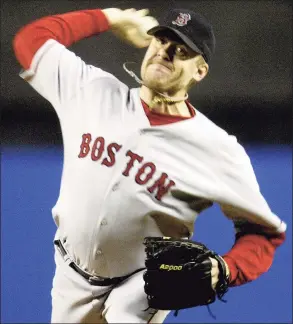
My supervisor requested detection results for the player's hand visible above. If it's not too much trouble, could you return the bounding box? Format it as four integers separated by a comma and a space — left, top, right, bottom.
102, 8, 159, 48
210, 256, 230, 290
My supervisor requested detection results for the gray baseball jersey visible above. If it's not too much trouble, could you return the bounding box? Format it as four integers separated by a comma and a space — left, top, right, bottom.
21, 39, 286, 280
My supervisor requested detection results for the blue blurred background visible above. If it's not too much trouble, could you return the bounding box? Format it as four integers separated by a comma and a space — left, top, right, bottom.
1, 0, 292, 323
2, 145, 292, 323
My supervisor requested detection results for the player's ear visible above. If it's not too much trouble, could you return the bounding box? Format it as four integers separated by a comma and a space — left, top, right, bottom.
193, 57, 209, 82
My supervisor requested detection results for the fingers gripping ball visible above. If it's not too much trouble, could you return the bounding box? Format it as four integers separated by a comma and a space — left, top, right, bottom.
143, 237, 229, 313
104, 8, 159, 48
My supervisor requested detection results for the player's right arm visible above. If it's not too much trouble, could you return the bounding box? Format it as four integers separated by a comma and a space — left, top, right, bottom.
13, 8, 157, 109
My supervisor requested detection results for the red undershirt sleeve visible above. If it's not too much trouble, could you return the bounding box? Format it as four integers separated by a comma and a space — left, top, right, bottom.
13, 9, 110, 70
223, 230, 285, 286
13, 9, 112, 107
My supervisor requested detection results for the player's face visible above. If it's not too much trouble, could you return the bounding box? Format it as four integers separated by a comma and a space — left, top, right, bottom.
141, 31, 208, 94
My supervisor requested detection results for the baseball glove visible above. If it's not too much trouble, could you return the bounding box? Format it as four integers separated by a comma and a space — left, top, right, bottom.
143, 237, 229, 315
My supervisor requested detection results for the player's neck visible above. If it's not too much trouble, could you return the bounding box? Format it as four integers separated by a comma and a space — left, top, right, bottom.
139, 86, 190, 117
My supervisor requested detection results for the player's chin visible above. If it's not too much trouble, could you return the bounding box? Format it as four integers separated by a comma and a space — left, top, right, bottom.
147, 80, 170, 92
145, 74, 171, 90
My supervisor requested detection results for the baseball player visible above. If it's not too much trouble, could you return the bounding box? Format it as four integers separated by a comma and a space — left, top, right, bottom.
13, 6, 286, 323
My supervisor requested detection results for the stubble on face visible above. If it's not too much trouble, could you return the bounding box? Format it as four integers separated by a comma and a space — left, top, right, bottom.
140, 38, 199, 94
141, 50, 181, 93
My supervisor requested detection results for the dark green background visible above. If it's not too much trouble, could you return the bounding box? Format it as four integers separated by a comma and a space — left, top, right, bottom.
1, 0, 292, 145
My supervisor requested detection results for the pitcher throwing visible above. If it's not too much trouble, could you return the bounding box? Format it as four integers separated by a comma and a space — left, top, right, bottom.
13, 6, 286, 323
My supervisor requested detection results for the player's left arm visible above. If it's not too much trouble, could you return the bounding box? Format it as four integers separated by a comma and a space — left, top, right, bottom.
221, 215, 286, 286
170, 189, 286, 287
218, 139, 286, 286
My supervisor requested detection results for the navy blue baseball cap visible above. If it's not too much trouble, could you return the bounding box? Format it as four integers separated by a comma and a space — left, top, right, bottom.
147, 9, 216, 63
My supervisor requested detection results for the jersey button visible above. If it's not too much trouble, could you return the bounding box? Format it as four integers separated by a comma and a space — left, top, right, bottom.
112, 182, 120, 191
101, 219, 107, 226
